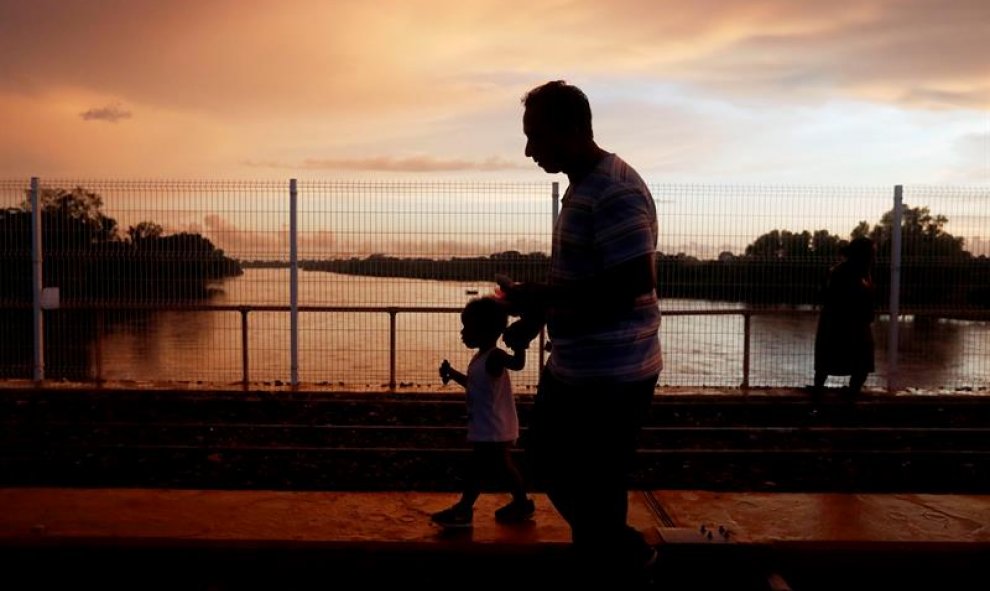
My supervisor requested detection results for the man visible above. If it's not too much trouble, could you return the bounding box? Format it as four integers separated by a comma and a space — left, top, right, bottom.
501, 80, 662, 584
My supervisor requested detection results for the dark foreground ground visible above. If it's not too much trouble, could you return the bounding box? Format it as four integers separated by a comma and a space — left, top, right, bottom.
1, 385, 988, 590
1, 386, 987, 492
1, 487, 987, 591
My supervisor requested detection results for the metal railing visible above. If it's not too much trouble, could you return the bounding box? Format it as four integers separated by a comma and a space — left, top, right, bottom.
7, 302, 986, 391
12, 303, 971, 391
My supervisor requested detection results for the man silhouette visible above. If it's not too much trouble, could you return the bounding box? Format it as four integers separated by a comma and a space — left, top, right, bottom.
501, 80, 662, 584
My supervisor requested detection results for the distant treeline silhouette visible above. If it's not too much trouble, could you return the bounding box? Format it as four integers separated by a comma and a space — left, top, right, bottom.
0, 187, 242, 302
0, 186, 243, 379
305, 205, 990, 313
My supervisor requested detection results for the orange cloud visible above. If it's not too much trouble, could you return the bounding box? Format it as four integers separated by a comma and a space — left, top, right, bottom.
80, 103, 132, 123
196, 213, 547, 260
245, 155, 526, 172
0, 0, 985, 180
3, 0, 985, 115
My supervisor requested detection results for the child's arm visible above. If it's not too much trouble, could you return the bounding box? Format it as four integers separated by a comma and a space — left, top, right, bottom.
439, 359, 467, 388
485, 347, 526, 375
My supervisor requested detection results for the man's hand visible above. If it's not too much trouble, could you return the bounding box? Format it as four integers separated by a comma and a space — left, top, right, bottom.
503, 318, 542, 351
495, 274, 549, 317
495, 274, 548, 350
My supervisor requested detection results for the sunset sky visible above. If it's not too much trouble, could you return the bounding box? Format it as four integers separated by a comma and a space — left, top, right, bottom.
0, 0, 986, 185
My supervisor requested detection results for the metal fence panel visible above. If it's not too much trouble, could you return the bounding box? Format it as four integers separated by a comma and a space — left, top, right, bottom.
0, 179, 986, 391
296, 181, 550, 389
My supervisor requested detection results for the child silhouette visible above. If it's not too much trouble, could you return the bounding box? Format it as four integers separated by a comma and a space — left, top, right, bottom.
432, 297, 534, 528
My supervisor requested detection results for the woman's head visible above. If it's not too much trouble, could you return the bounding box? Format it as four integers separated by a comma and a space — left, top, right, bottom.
841, 237, 875, 271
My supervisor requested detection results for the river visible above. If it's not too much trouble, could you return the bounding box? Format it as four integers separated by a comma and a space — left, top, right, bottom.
91, 268, 989, 391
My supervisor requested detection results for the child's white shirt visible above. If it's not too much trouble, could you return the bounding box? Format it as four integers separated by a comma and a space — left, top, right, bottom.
465, 347, 519, 442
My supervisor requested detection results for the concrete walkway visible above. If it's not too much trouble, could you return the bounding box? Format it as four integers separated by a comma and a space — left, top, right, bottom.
1, 488, 986, 589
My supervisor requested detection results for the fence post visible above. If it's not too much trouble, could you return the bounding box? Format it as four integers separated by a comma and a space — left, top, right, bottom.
742, 312, 751, 388
94, 310, 104, 385
388, 309, 397, 391
240, 307, 250, 388
887, 185, 903, 393
290, 178, 299, 386
30, 177, 44, 382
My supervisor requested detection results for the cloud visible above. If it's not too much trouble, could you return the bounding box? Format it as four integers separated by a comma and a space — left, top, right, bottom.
301, 155, 526, 172
649, 0, 989, 110
1, 0, 986, 181
80, 103, 132, 123
202, 213, 280, 257
194, 212, 551, 259
2, 0, 986, 117
948, 132, 990, 183
202, 214, 337, 258
244, 155, 527, 172
895, 88, 989, 112
203, 214, 240, 234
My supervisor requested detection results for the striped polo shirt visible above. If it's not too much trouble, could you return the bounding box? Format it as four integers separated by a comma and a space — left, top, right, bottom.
547, 153, 662, 384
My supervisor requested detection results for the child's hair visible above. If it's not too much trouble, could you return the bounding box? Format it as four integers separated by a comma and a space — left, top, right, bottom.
461, 296, 508, 338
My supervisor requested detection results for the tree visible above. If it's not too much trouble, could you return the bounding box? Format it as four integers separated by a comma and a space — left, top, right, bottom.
745, 230, 786, 258
851, 221, 871, 240
870, 204, 967, 260
22, 186, 119, 243
744, 230, 815, 258
867, 205, 970, 309
811, 230, 843, 258
7, 186, 242, 301
128, 221, 164, 243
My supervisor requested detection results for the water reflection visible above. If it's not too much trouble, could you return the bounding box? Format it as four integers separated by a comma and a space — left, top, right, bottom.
7, 268, 988, 391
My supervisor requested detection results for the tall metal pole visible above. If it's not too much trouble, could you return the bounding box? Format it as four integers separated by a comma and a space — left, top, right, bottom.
290, 178, 299, 386
30, 177, 44, 382
887, 185, 903, 393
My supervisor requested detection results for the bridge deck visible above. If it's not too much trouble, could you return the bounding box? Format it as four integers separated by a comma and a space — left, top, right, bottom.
1, 487, 986, 589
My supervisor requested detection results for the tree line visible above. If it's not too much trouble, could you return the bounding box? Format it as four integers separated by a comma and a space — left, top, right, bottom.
0, 187, 242, 302
308, 205, 989, 313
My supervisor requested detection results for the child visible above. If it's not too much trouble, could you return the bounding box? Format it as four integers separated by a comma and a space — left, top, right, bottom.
432, 296, 535, 528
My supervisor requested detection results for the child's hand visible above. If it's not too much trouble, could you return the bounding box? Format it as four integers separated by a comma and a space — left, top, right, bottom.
439, 359, 451, 385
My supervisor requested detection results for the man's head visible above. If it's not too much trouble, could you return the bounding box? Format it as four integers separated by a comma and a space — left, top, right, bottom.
522, 81, 594, 174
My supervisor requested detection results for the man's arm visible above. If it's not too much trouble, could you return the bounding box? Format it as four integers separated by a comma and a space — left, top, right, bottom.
555, 252, 656, 311
500, 252, 656, 348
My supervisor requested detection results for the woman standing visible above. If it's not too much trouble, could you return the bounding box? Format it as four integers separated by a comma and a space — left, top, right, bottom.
813, 237, 876, 396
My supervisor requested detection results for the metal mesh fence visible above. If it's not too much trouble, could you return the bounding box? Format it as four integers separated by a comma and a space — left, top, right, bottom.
0, 179, 986, 391
295, 181, 550, 390
895, 186, 990, 391
0, 180, 34, 377
653, 184, 896, 388
0, 180, 288, 382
